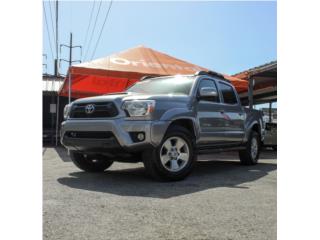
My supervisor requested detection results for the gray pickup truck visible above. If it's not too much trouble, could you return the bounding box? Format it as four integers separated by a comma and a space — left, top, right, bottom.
61, 71, 265, 181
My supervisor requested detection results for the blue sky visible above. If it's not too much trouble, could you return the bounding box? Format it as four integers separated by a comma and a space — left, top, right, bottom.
43, 1, 277, 76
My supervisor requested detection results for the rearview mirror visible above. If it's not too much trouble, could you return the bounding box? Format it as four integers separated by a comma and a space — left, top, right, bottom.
199, 87, 218, 98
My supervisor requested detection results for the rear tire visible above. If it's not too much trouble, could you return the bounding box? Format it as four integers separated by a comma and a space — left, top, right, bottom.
143, 125, 196, 181
239, 131, 260, 165
70, 151, 114, 172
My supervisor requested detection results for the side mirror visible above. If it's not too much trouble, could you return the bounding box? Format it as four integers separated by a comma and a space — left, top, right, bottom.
199, 87, 218, 99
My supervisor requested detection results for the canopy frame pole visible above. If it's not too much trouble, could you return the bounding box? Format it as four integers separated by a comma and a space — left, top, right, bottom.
55, 94, 60, 146
248, 76, 254, 110
269, 101, 272, 123
68, 72, 71, 104
68, 33, 73, 104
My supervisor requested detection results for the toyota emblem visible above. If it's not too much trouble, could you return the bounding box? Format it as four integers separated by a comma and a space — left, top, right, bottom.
85, 104, 95, 114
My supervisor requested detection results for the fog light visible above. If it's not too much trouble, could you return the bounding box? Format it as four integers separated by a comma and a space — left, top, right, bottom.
129, 132, 145, 142
137, 133, 145, 141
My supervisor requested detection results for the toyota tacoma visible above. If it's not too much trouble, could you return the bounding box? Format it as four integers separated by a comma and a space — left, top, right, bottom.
61, 71, 265, 181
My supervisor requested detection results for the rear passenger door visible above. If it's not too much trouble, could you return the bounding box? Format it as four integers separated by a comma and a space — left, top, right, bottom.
217, 81, 245, 143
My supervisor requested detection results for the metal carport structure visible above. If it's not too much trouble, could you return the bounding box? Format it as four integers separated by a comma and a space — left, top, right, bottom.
233, 61, 277, 119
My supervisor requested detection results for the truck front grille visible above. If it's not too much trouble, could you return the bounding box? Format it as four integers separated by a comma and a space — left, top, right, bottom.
70, 102, 118, 118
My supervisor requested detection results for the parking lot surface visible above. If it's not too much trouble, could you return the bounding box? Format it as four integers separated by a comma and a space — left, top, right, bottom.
43, 147, 276, 240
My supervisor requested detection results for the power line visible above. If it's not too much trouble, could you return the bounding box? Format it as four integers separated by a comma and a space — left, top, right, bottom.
82, 0, 96, 61
48, 0, 57, 57
43, 2, 55, 62
90, 1, 113, 60
83, 0, 103, 61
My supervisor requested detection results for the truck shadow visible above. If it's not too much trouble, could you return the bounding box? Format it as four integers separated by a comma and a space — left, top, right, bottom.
57, 159, 276, 199
54, 146, 71, 162
51, 146, 277, 162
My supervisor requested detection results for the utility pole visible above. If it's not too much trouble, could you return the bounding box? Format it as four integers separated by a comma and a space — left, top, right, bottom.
54, 0, 59, 146
56, 33, 81, 146
55, 0, 59, 76
60, 32, 82, 103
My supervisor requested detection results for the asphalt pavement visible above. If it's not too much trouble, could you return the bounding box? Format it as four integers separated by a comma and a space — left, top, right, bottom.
43, 147, 276, 240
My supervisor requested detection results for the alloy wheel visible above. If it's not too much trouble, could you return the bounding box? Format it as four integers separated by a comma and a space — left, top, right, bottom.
160, 136, 190, 172
251, 137, 258, 159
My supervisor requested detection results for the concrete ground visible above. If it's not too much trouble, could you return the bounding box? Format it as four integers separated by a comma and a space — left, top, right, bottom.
43, 147, 276, 240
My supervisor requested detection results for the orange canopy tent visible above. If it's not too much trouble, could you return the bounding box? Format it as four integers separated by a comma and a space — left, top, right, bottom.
58, 46, 248, 98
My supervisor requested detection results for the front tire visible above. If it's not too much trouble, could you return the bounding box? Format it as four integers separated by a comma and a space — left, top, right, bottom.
143, 125, 196, 181
239, 131, 260, 165
70, 151, 114, 172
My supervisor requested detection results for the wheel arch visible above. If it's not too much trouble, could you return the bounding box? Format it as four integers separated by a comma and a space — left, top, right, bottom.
167, 118, 197, 140
245, 122, 262, 143
151, 117, 198, 148
251, 123, 260, 133
150, 117, 198, 147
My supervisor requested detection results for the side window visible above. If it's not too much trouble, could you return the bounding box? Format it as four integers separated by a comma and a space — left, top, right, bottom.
218, 82, 238, 104
198, 79, 220, 102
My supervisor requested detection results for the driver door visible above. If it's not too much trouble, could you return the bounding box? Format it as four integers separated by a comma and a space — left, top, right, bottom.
195, 78, 229, 146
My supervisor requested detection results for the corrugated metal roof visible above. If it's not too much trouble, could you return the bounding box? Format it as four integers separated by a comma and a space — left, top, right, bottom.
233, 60, 277, 79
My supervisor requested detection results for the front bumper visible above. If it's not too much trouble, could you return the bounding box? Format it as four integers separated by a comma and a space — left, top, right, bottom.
60, 118, 170, 153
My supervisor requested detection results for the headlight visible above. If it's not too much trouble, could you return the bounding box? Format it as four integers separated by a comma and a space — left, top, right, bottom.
63, 104, 71, 119
122, 100, 155, 117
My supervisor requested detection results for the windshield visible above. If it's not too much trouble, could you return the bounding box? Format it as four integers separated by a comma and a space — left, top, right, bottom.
126, 76, 195, 95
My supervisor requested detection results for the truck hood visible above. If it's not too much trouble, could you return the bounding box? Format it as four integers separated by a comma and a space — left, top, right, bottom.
72, 92, 191, 105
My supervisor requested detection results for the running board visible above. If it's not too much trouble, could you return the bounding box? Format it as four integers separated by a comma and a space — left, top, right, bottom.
196, 145, 245, 154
